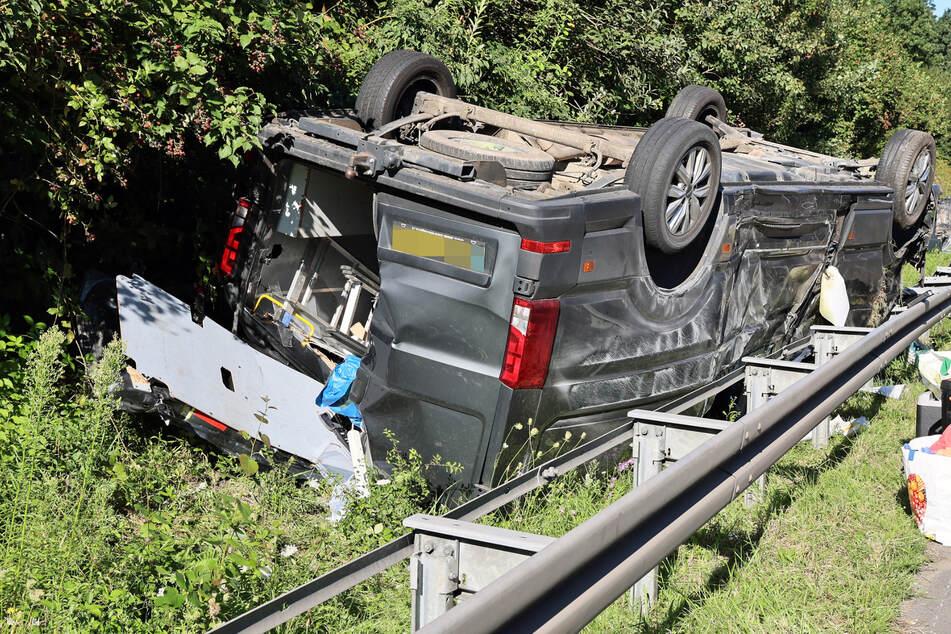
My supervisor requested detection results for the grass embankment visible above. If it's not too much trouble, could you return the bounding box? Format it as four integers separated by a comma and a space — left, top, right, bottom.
1, 254, 948, 631
0, 326, 448, 632
481, 384, 932, 633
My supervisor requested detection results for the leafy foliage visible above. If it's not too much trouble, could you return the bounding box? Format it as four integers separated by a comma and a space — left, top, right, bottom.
0, 0, 357, 210
2, 0, 951, 309
350, 0, 951, 158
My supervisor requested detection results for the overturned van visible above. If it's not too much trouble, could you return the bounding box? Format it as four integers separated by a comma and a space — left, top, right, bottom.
103, 50, 937, 488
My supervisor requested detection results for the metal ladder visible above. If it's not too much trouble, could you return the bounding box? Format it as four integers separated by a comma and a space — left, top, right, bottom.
328, 265, 379, 345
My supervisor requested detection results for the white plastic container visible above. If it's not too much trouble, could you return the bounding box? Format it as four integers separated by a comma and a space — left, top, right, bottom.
902, 435, 951, 544
819, 265, 850, 327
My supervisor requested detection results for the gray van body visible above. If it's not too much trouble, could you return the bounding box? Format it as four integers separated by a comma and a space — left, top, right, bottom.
228, 114, 929, 488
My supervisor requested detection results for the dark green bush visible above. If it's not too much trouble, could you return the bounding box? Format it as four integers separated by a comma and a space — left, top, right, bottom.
1, 0, 950, 309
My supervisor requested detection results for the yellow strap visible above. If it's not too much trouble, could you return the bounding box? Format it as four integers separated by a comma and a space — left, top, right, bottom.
253, 294, 315, 346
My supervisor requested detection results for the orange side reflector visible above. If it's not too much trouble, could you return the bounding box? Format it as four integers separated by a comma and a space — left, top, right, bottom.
721, 243, 732, 253
848, 231, 855, 240
582, 261, 595, 273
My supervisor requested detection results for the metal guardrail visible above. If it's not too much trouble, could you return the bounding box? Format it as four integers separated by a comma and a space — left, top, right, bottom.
210, 351, 777, 633
211, 282, 951, 634
209, 377, 744, 634
418, 284, 951, 633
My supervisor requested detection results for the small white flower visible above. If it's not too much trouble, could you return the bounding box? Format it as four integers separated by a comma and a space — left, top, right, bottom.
564, 431, 572, 441
530, 428, 539, 437
280, 544, 298, 558
502, 443, 509, 449
514, 423, 523, 430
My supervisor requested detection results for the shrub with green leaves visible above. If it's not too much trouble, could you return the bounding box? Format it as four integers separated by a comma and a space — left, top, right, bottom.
0, 0, 364, 227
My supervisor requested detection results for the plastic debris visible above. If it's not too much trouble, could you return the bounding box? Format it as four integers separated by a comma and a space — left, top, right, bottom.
928, 426, 951, 456
819, 265, 850, 327
316, 354, 363, 426
309, 477, 349, 522
916, 350, 951, 397
859, 384, 905, 399
903, 435, 951, 544
347, 428, 371, 498
829, 415, 868, 437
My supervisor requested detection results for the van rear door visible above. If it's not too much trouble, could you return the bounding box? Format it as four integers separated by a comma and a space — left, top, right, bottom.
355, 193, 521, 485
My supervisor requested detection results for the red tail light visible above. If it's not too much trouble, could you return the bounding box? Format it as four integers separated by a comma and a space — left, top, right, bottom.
500, 297, 560, 389
218, 198, 251, 276
219, 226, 244, 275
520, 238, 571, 254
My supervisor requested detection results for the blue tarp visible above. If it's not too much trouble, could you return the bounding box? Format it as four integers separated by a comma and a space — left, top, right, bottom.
316, 355, 363, 427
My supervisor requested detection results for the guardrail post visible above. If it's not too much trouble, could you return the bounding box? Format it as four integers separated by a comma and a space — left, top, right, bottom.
742, 357, 817, 505
630, 422, 665, 612
811, 326, 874, 449
405, 515, 554, 630
409, 534, 459, 630
743, 366, 768, 505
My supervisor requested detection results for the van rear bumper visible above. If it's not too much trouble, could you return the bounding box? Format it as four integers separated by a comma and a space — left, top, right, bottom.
355, 335, 545, 488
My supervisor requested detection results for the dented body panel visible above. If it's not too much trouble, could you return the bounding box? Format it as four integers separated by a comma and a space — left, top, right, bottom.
345, 176, 918, 485
101, 102, 932, 490
116, 275, 354, 479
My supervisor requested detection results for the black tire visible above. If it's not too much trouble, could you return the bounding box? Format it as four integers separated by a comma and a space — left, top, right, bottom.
355, 50, 456, 130
875, 128, 936, 229
626, 117, 722, 254
419, 130, 555, 172
666, 85, 727, 126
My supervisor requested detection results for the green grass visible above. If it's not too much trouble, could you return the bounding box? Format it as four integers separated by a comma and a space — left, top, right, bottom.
935, 156, 951, 195
470, 366, 940, 634
0, 326, 448, 632
595, 387, 929, 633
903, 246, 951, 288
2, 260, 947, 631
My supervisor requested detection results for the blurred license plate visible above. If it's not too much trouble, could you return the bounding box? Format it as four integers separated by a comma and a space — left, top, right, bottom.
392, 223, 486, 273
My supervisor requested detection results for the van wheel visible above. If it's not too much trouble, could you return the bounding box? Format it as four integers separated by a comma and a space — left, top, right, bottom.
355, 50, 456, 131
666, 85, 727, 125
876, 128, 936, 229
626, 117, 722, 254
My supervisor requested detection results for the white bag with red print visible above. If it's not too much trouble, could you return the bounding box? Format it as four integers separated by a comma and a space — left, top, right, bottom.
902, 435, 951, 545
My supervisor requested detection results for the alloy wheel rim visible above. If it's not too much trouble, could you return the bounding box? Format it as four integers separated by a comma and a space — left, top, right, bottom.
666, 146, 712, 236
905, 149, 932, 215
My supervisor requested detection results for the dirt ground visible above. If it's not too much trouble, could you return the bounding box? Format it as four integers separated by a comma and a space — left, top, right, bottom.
899, 541, 951, 633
